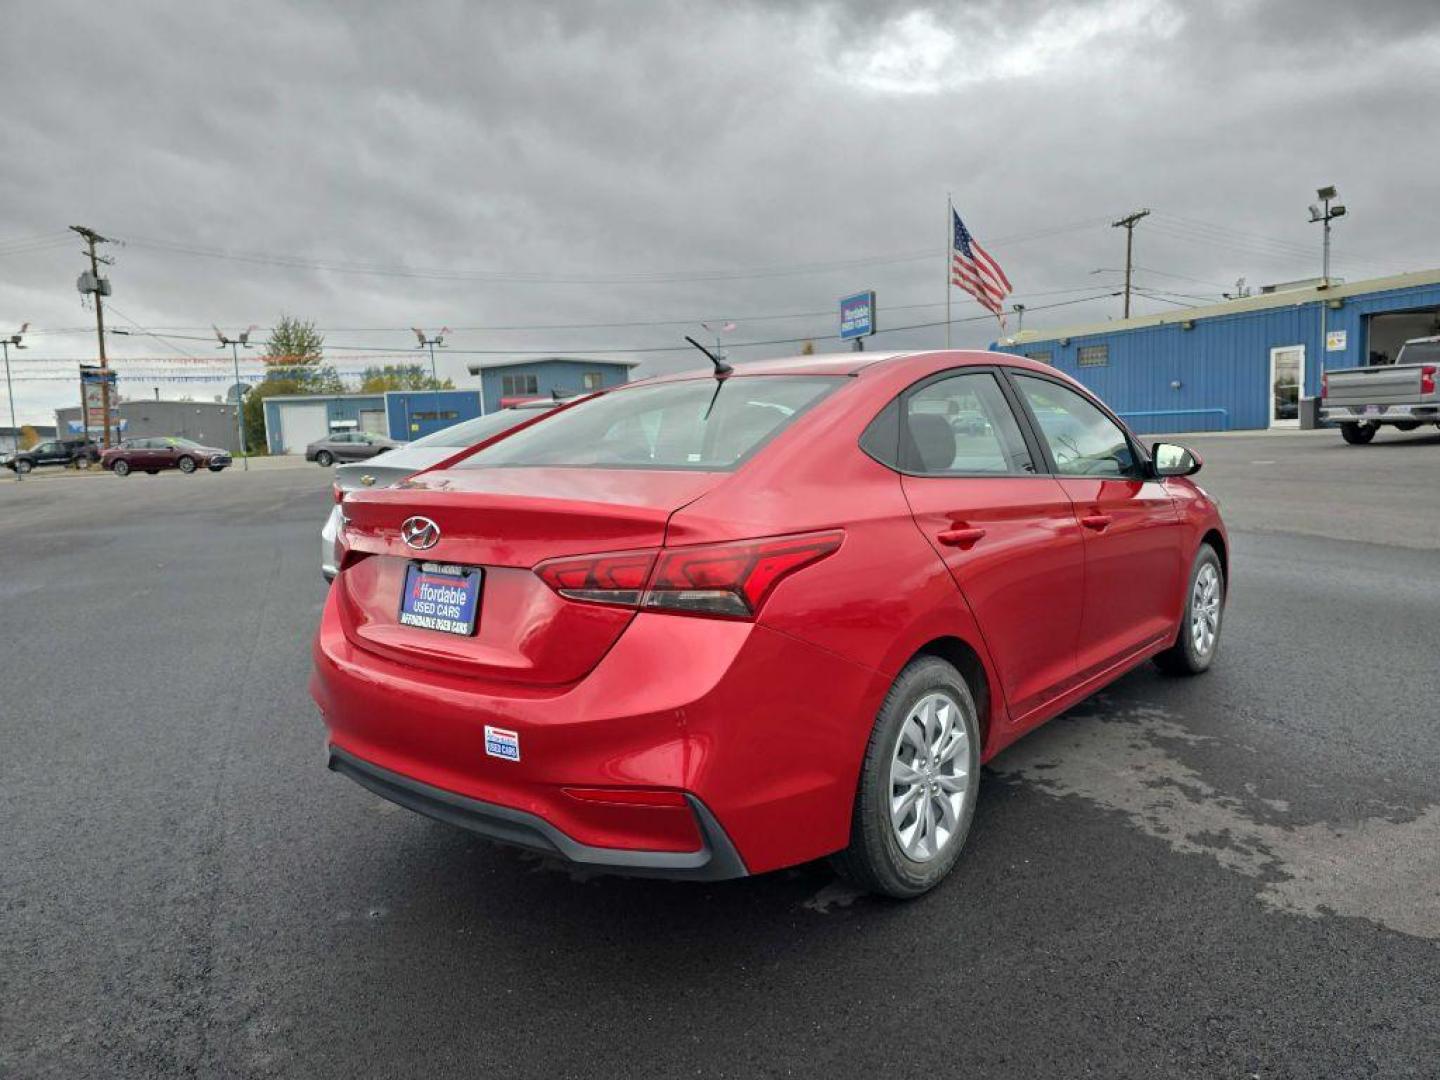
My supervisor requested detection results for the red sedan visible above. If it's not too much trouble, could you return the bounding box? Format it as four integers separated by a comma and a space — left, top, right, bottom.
312, 350, 1226, 897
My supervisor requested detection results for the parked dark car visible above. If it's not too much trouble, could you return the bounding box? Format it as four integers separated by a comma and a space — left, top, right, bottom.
305, 431, 402, 467
101, 437, 232, 476
3, 437, 101, 474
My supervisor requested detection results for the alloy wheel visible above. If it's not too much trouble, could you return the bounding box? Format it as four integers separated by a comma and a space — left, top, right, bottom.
1191, 562, 1221, 656
889, 692, 970, 862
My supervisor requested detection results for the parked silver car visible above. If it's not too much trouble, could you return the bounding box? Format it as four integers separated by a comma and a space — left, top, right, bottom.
320, 401, 562, 580
305, 431, 403, 467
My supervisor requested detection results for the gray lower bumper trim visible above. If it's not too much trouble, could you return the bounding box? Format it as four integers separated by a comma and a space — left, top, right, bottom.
327, 745, 748, 881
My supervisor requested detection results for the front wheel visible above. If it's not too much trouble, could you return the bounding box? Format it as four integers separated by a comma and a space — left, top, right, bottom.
208, 464, 226, 472
1340, 421, 1377, 445
1154, 544, 1224, 675
16, 459, 33, 474
315, 450, 334, 467
74, 456, 92, 470
177, 455, 197, 474
113, 459, 130, 477
832, 656, 981, 898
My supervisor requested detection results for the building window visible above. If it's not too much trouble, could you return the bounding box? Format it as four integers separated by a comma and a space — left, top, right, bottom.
1025, 350, 1053, 365
1077, 345, 1109, 368
411, 410, 459, 422
502, 374, 539, 397
582, 371, 604, 390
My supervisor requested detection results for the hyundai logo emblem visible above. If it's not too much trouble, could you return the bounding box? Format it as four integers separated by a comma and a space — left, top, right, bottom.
400, 516, 441, 550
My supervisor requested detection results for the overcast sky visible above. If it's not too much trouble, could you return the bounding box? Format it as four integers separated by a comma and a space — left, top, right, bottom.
3, 0, 1439, 425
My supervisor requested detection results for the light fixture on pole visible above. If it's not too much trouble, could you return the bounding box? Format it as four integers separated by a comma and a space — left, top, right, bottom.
412, 327, 452, 425
1308, 186, 1346, 387
2, 323, 28, 482
213, 325, 257, 471
1011, 303, 1026, 333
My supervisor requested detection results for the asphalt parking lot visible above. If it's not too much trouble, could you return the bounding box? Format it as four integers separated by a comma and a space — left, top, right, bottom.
3, 427, 1438, 1079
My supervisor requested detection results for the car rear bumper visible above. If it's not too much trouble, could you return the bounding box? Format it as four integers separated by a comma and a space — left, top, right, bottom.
327, 743, 747, 879
310, 581, 887, 876
1322, 404, 1440, 423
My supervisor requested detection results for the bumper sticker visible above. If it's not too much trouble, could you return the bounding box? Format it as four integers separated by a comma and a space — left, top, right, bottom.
484, 725, 520, 762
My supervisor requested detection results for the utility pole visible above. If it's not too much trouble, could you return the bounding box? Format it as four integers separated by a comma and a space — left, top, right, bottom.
1111, 209, 1150, 319
412, 327, 451, 427
2, 324, 27, 482
1012, 303, 1026, 333
70, 226, 114, 447
213, 325, 257, 470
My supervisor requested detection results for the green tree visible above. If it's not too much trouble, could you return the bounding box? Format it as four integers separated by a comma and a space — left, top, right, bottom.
18, 424, 39, 450
357, 364, 453, 393
241, 316, 343, 453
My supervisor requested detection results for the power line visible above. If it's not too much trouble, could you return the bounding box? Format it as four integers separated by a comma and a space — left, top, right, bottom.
2, 290, 1122, 379
114, 217, 1112, 286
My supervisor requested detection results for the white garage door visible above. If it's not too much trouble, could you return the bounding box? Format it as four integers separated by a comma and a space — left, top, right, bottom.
281, 403, 330, 454
359, 409, 387, 435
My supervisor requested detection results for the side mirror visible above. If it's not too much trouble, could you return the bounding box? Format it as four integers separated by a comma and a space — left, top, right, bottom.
1152, 442, 1202, 478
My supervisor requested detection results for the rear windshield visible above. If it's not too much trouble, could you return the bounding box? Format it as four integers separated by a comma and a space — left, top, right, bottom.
1396, 341, 1440, 366
407, 406, 554, 450
457, 376, 841, 471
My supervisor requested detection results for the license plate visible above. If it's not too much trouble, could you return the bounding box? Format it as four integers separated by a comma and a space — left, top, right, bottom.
398, 561, 482, 636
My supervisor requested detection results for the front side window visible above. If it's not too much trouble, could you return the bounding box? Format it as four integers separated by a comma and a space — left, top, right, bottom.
1013, 375, 1138, 478
460, 376, 840, 471
902, 372, 1034, 475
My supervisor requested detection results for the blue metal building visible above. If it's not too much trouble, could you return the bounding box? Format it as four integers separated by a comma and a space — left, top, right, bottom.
262, 389, 486, 453
993, 268, 1440, 434
465, 357, 638, 412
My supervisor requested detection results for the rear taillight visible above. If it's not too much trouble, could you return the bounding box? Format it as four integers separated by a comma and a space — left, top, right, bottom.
1422, 365, 1437, 395
533, 531, 843, 619
332, 483, 345, 504
534, 549, 657, 607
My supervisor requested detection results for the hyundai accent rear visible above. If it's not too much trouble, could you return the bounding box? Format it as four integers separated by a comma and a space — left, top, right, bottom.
312, 351, 1227, 896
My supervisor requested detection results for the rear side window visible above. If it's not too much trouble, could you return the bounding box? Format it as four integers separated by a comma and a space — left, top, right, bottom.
459, 376, 841, 471
901, 372, 1034, 475
1013, 374, 1139, 478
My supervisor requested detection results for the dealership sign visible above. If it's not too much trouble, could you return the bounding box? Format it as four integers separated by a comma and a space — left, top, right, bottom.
839, 291, 876, 340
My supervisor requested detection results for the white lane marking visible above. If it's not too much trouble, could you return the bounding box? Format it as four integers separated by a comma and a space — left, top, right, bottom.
1250, 459, 1276, 465
992, 701, 1440, 940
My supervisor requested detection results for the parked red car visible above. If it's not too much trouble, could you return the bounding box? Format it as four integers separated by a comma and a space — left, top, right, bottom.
102, 436, 232, 476
312, 350, 1226, 897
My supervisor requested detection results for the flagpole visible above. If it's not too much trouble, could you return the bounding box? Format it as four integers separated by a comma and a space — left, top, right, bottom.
945, 193, 952, 349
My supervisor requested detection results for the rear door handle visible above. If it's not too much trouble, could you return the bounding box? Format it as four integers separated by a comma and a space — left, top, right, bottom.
1079, 514, 1113, 531
937, 527, 987, 548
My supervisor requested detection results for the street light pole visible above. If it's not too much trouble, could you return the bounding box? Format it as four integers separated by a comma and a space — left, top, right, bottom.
1309, 186, 1347, 384
2, 327, 26, 482
412, 328, 450, 429
213, 325, 256, 471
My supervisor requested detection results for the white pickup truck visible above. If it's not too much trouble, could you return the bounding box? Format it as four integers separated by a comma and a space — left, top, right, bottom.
1321, 336, 1440, 444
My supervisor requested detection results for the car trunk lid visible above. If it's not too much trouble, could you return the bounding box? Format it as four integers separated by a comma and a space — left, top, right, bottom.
335, 466, 726, 685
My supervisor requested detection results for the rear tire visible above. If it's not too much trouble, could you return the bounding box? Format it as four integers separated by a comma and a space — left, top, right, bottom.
74, 456, 92, 470
831, 656, 981, 899
113, 459, 130, 477
1154, 544, 1224, 676
315, 450, 334, 467
16, 459, 33, 474
1340, 421, 1377, 445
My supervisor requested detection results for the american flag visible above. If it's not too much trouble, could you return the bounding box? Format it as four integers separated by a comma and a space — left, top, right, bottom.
951, 210, 1012, 325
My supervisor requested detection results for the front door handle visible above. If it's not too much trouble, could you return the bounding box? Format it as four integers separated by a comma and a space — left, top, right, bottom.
937, 527, 987, 548
1079, 514, 1113, 532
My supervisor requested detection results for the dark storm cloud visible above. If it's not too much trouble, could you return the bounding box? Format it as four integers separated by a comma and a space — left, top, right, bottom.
2, 0, 1439, 422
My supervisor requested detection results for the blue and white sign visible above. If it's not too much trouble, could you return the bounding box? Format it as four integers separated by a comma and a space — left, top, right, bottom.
839, 291, 876, 340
